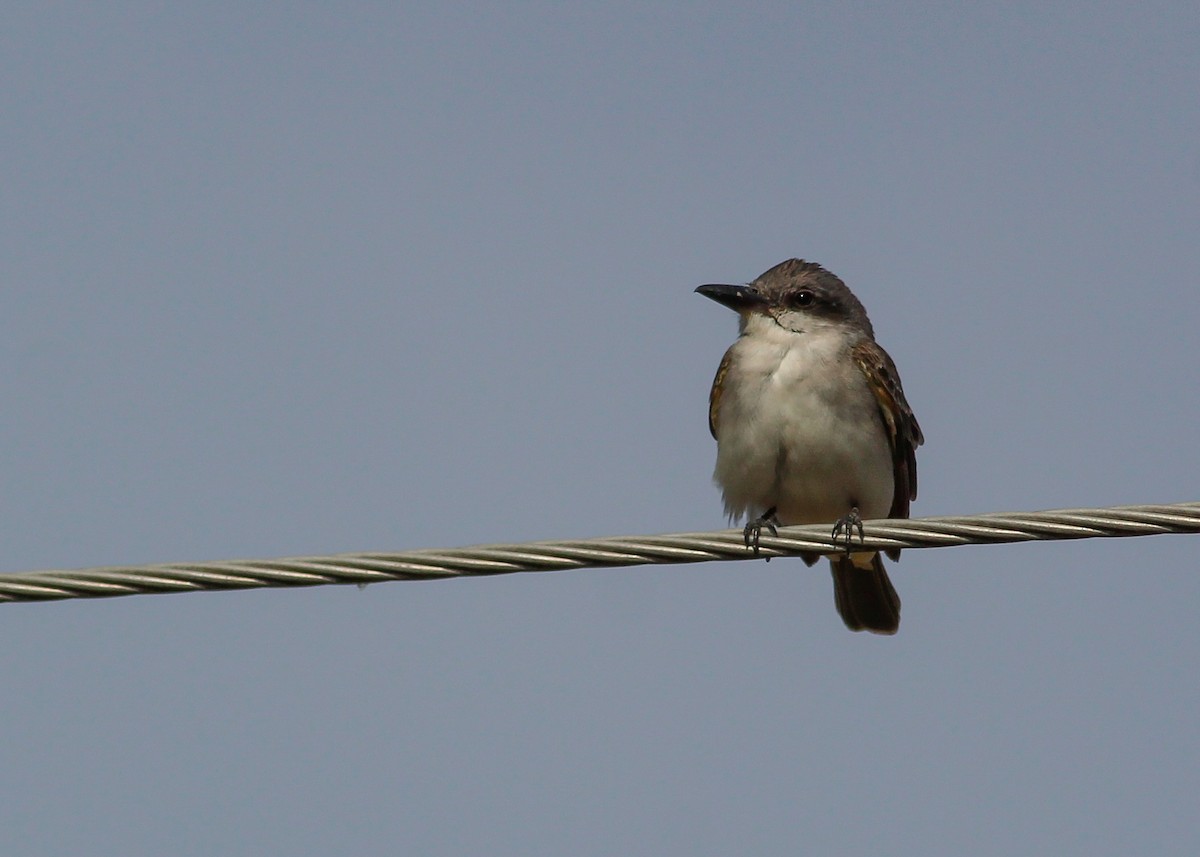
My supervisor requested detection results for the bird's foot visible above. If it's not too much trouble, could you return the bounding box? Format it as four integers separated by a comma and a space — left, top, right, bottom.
743, 507, 779, 559
831, 506, 865, 555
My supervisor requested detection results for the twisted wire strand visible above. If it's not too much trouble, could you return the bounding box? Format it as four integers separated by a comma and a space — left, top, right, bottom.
2, 502, 1197, 604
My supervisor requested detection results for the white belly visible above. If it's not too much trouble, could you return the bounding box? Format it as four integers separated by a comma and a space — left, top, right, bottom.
712, 328, 894, 525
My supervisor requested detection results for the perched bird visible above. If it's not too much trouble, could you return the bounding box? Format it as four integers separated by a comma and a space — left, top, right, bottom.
696, 259, 923, 634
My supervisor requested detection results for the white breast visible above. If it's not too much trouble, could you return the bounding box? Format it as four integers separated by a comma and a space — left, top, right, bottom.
712, 322, 894, 525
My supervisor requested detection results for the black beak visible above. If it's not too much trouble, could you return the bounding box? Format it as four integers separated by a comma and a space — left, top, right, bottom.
695, 283, 768, 312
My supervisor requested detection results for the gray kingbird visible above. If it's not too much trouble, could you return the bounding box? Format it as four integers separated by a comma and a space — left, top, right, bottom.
696, 258, 923, 634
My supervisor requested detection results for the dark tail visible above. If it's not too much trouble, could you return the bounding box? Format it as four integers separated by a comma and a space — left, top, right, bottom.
830, 552, 901, 635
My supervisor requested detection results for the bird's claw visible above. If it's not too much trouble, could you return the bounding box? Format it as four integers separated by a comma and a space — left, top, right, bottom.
743, 507, 779, 559
831, 506, 865, 555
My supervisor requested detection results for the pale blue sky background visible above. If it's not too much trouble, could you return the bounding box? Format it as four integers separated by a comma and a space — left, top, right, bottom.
3, 3, 1199, 855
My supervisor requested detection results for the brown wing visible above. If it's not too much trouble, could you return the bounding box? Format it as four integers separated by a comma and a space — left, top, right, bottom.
851, 340, 923, 529
707, 347, 734, 440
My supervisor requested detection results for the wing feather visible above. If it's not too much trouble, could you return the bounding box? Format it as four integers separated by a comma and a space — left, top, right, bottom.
851, 340, 923, 531
707, 347, 734, 440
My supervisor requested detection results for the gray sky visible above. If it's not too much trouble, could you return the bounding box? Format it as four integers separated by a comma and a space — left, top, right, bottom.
3, 3, 1198, 855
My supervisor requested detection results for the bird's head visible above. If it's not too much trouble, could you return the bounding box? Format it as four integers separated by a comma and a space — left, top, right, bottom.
696, 258, 874, 339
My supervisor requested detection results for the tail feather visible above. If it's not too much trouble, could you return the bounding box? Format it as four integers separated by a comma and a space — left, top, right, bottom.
830, 553, 901, 635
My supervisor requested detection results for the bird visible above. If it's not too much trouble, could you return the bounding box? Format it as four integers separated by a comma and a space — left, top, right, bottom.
695, 259, 923, 634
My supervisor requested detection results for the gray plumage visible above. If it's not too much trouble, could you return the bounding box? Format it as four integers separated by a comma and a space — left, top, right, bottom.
696, 259, 922, 634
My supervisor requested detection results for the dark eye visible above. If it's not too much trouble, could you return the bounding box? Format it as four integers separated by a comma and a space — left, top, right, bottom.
790, 290, 815, 308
